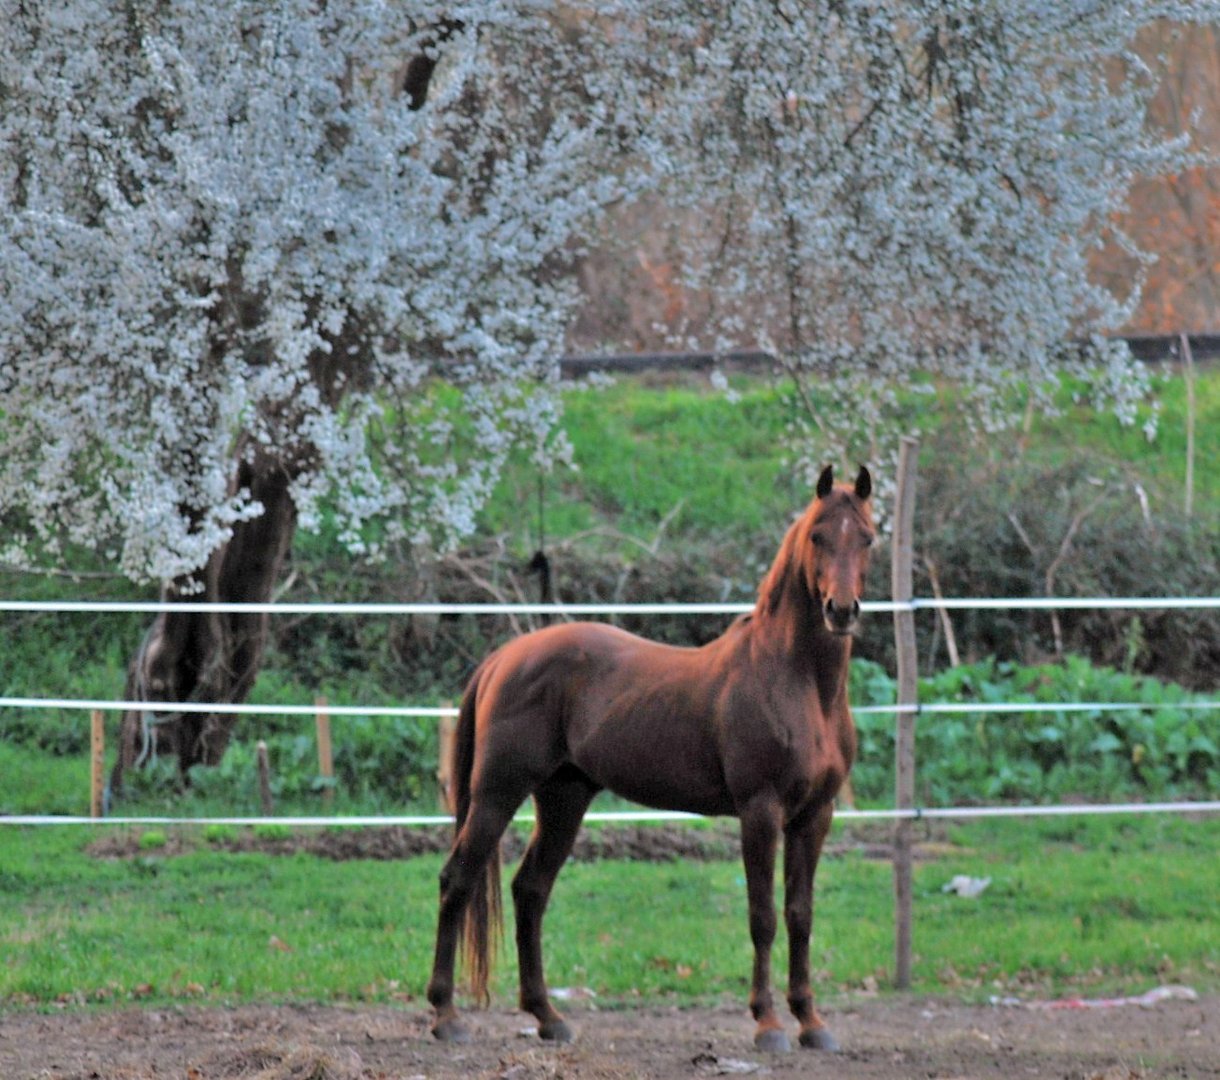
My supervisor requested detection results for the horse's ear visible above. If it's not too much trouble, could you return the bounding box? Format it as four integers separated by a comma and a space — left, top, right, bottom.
816, 465, 834, 500
854, 465, 872, 501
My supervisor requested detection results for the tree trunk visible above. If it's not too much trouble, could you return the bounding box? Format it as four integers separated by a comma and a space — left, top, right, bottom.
104, 20, 468, 804
110, 455, 297, 797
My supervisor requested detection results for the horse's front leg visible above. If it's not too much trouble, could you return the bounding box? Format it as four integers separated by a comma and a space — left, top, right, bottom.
783, 801, 840, 1051
739, 797, 789, 1052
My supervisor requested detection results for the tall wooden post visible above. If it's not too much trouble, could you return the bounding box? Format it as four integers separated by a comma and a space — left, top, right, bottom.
891, 435, 919, 989
437, 708, 457, 813
315, 697, 334, 807
1180, 333, 1196, 519
90, 710, 105, 819
256, 740, 275, 816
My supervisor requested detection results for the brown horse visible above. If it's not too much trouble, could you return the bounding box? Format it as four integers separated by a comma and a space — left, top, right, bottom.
427, 464, 875, 1053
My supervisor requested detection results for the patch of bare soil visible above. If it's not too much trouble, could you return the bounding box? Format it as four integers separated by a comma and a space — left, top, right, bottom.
84, 823, 742, 864
85, 823, 729, 864
84, 821, 938, 864
1, 995, 1215, 1080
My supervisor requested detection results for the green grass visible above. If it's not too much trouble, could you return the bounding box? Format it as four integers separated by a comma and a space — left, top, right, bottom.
1039, 368, 1220, 513
915, 816, 1220, 992
2, 815, 1216, 1009
481, 377, 804, 548
478, 365, 1220, 557
0, 741, 93, 816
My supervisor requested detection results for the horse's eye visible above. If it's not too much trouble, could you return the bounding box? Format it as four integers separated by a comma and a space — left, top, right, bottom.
810, 533, 826, 548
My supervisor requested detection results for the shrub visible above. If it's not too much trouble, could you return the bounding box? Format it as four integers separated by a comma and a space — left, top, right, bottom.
848, 656, 1220, 807
895, 441, 1220, 689
202, 824, 238, 845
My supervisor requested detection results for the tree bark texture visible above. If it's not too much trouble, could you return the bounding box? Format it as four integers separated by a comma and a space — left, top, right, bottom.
110, 455, 297, 796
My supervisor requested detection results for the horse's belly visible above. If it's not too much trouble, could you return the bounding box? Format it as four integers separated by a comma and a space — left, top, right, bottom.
569, 720, 733, 817
596, 769, 736, 817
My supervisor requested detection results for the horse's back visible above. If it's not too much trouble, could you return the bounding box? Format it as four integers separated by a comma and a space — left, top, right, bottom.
470, 621, 737, 815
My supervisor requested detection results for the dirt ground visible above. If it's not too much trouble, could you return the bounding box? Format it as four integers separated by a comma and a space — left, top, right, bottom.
14, 827, 1211, 1078
83, 822, 749, 864
1, 994, 1215, 1080
83, 819, 921, 865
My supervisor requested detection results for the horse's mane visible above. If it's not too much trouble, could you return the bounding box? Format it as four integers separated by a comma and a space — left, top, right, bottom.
756, 509, 812, 617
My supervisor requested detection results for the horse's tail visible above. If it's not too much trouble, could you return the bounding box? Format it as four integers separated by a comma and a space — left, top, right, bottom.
452, 662, 502, 1006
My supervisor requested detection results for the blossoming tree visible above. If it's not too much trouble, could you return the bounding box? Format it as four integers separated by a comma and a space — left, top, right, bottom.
0, 2, 660, 780
632, 2, 1216, 489
1, 1, 1213, 782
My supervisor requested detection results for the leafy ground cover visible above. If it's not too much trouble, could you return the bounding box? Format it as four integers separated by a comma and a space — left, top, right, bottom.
3, 654, 1216, 819
850, 656, 1220, 807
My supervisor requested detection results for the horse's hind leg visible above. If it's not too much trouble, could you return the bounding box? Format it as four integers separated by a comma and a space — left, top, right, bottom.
783, 801, 839, 1051
512, 767, 599, 1043
427, 793, 518, 1043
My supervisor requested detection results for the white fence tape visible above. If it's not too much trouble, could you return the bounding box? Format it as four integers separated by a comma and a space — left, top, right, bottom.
2, 697, 1216, 719
4, 801, 1219, 829
858, 700, 1220, 716
0, 599, 755, 616
2, 593, 1217, 829
3, 596, 1220, 615
0, 696, 456, 718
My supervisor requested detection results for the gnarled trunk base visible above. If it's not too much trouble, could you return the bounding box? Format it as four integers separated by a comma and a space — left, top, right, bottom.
110, 461, 296, 799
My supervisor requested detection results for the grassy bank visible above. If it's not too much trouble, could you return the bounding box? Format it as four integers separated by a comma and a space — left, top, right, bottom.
484, 364, 1219, 555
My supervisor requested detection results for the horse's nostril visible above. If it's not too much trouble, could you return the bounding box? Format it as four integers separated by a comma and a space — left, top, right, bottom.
824, 597, 858, 629
823, 596, 860, 633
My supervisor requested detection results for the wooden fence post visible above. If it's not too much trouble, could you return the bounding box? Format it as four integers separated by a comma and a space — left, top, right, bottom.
1180, 333, 1196, 518
315, 697, 334, 807
437, 706, 456, 813
90, 710, 105, 819
256, 740, 275, 816
892, 435, 920, 989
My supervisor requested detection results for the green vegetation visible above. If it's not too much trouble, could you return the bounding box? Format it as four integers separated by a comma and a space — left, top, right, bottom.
483, 378, 805, 541
2, 655, 1215, 821
0, 364, 1217, 1012
1, 364, 1217, 817
483, 364, 1218, 557
850, 656, 1220, 806
0, 815, 1215, 1009
1041, 367, 1220, 513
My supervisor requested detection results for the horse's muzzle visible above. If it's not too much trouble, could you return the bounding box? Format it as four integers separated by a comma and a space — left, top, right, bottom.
823, 597, 860, 635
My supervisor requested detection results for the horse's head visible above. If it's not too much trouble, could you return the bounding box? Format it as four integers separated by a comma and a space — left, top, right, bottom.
804, 464, 875, 636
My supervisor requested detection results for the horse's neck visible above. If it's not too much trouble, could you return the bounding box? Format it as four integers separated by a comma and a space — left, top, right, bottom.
752, 586, 851, 710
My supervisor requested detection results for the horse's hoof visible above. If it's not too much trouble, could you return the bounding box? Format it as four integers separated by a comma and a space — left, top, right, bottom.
432, 1017, 472, 1044
799, 1026, 840, 1052
539, 1018, 575, 1043
753, 1027, 792, 1053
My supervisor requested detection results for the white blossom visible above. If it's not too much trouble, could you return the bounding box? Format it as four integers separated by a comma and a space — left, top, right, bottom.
637, 1, 1217, 487
1, 1, 1213, 579
0, 1, 658, 578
